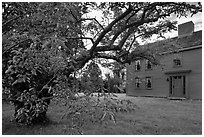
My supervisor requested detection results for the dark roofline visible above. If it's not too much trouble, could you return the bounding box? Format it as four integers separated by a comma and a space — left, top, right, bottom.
161, 45, 202, 55
140, 30, 202, 54
145, 30, 202, 45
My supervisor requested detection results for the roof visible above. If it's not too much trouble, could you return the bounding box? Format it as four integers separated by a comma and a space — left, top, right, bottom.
142, 30, 202, 54
173, 30, 202, 48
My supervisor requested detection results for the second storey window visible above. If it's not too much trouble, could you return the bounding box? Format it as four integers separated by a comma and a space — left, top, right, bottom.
145, 77, 152, 89
135, 60, 141, 71
135, 77, 140, 88
146, 60, 152, 70
173, 58, 182, 67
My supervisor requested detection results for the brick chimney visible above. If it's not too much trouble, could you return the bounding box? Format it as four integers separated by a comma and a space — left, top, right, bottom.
178, 21, 194, 38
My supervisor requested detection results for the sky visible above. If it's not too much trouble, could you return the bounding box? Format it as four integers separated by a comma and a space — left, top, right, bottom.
164, 12, 202, 38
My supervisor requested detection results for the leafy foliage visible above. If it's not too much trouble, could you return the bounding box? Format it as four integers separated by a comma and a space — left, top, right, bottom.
2, 2, 82, 125
3, 35, 68, 125
13, 89, 50, 125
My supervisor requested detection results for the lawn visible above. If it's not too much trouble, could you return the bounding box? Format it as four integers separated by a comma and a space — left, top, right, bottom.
2, 94, 202, 135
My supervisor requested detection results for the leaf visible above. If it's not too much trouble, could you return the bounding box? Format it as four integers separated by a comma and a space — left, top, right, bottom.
13, 56, 19, 63
12, 77, 26, 86
5, 66, 13, 74
31, 69, 37, 75
11, 49, 21, 55
100, 112, 107, 121
112, 93, 118, 97
110, 112, 116, 124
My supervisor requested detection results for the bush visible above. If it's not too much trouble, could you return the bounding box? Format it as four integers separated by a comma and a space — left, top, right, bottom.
3, 39, 64, 125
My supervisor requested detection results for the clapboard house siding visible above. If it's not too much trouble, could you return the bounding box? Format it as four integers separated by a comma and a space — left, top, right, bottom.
183, 48, 202, 99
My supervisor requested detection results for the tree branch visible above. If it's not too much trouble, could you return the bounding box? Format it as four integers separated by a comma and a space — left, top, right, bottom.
69, 9, 79, 22
95, 45, 120, 52
66, 37, 94, 44
125, 11, 137, 24
78, 18, 104, 30
3, 39, 33, 55
94, 33, 143, 52
94, 53, 122, 63
127, 35, 137, 52
108, 2, 184, 44
88, 5, 133, 57
117, 28, 134, 49
2, 15, 22, 34
3, 15, 21, 28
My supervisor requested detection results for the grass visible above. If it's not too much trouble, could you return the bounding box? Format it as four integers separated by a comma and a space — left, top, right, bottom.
2, 94, 202, 135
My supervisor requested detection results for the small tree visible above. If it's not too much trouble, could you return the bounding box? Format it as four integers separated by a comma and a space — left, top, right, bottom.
80, 61, 104, 94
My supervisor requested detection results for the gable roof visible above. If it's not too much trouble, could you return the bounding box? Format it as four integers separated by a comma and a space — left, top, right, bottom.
143, 30, 202, 54
172, 30, 202, 48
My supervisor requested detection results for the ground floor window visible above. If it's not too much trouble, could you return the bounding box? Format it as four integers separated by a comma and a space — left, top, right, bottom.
183, 76, 186, 95
170, 77, 173, 94
145, 77, 152, 89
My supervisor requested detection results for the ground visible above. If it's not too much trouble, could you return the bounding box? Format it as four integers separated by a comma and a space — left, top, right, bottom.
2, 94, 202, 135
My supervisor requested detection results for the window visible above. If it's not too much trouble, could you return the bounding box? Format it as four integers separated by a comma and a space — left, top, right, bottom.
135, 77, 140, 88
145, 77, 152, 89
146, 60, 152, 70
135, 60, 141, 71
170, 77, 173, 94
173, 58, 182, 67
183, 76, 186, 95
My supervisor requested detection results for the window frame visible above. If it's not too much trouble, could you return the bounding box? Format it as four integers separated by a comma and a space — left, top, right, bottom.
135, 77, 141, 89
145, 60, 152, 70
145, 77, 152, 90
135, 60, 141, 71
173, 58, 182, 67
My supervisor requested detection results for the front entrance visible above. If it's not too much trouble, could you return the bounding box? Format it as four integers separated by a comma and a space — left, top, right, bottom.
169, 76, 186, 97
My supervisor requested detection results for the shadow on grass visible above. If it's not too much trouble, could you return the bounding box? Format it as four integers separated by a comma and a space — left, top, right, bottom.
2, 114, 59, 135
2, 97, 202, 135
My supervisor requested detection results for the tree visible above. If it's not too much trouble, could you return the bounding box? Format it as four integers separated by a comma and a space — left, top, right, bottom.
103, 62, 126, 93
80, 61, 104, 94
2, 2, 202, 126
2, 2, 83, 124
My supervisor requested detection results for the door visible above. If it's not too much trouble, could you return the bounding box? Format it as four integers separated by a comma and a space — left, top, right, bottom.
170, 76, 186, 97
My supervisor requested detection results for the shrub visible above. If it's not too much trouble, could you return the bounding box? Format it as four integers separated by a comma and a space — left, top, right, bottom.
3, 39, 65, 125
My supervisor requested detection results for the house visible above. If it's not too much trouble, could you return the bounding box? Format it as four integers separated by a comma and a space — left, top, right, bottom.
126, 21, 202, 99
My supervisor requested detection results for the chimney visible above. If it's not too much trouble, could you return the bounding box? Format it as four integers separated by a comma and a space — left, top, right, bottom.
178, 21, 194, 38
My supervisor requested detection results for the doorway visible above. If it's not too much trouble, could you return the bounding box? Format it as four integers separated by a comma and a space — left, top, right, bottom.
169, 75, 186, 97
